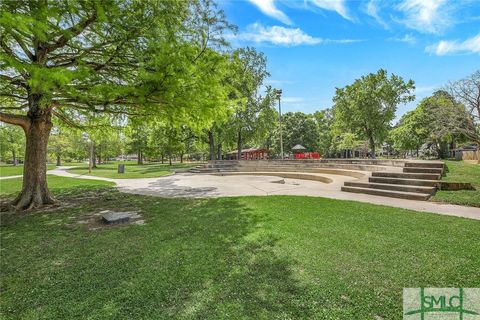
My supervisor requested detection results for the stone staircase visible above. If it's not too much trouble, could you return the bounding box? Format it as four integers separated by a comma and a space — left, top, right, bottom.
189, 159, 445, 201
341, 162, 445, 201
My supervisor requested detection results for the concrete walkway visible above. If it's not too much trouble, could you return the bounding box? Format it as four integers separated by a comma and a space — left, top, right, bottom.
0, 175, 23, 180
44, 167, 480, 220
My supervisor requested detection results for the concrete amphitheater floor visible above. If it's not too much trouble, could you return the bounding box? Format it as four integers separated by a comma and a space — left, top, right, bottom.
45, 166, 480, 220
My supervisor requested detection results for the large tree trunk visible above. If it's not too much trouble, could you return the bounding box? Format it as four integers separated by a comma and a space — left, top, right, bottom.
208, 130, 215, 161
180, 154, 184, 163
56, 153, 61, 166
237, 131, 242, 160
11, 112, 55, 210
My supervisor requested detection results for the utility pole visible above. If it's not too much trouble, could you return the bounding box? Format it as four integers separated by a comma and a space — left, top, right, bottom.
275, 89, 284, 160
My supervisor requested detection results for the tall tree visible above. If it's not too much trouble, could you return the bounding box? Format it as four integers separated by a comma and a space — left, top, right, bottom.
227, 48, 272, 158
0, 0, 231, 209
447, 70, 480, 125
332, 69, 415, 158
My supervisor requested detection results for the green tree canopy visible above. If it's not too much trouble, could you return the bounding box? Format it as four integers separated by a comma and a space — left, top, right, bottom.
332, 69, 415, 158
282, 112, 319, 152
0, 0, 233, 209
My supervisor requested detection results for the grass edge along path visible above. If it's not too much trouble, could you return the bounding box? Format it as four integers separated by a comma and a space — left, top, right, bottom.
66, 161, 200, 179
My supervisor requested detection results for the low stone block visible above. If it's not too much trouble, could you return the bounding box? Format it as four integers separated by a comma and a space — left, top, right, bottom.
102, 212, 131, 224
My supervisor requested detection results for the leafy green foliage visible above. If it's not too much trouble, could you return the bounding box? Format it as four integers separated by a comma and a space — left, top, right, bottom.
333, 69, 415, 157
282, 112, 319, 152
0, 124, 24, 164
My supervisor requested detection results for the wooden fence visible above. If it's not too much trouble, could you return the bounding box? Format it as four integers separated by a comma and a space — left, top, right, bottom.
460, 150, 480, 163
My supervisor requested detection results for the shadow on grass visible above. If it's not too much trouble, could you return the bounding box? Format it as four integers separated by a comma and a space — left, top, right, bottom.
0, 191, 313, 319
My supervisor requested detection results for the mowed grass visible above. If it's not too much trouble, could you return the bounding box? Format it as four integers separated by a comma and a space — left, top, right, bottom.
67, 161, 200, 179
1, 190, 479, 319
432, 160, 480, 207
0, 175, 114, 196
0, 164, 55, 177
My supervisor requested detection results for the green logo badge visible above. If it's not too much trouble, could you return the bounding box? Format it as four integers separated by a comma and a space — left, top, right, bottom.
403, 288, 480, 319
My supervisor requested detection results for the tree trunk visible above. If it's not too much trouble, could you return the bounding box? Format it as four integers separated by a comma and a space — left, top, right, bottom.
92, 144, 97, 168
217, 142, 222, 160
180, 154, 184, 163
137, 149, 143, 165
12, 149, 17, 166
169, 154, 172, 166
237, 131, 242, 160
11, 112, 55, 210
161, 154, 164, 164
56, 153, 61, 166
208, 130, 215, 161
368, 136, 376, 159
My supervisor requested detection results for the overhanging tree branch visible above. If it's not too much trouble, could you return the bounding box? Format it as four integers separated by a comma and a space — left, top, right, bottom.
0, 111, 29, 130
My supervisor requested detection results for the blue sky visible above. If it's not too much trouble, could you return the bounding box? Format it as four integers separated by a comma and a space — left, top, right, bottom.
219, 0, 480, 121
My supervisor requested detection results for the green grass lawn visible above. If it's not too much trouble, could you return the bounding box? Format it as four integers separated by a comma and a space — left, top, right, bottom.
67, 161, 200, 179
0, 176, 114, 196
1, 190, 478, 319
432, 160, 480, 207
0, 164, 56, 177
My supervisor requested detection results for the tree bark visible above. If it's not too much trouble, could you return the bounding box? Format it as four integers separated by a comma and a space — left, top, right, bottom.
208, 130, 215, 161
169, 154, 172, 166
11, 111, 55, 210
217, 142, 222, 160
237, 131, 242, 160
92, 144, 97, 168
137, 149, 143, 165
56, 153, 61, 166
180, 154, 184, 163
368, 136, 376, 159
12, 149, 17, 166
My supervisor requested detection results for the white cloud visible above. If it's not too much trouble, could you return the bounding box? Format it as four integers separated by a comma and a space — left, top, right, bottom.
282, 97, 305, 103
365, 0, 389, 29
308, 0, 352, 21
247, 0, 292, 25
426, 33, 480, 55
231, 23, 362, 46
396, 0, 452, 34
389, 34, 416, 45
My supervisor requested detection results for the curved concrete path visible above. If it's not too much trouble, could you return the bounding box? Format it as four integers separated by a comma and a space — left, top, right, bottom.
43, 166, 480, 220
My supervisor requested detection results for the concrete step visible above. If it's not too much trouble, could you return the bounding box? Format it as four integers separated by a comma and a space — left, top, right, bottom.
369, 176, 439, 187
403, 167, 444, 174
344, 181, 435, 194
204, 164, 237, 169
404, 162, 444, 168
372, 171, 440, 180
341, 186, 430, 201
